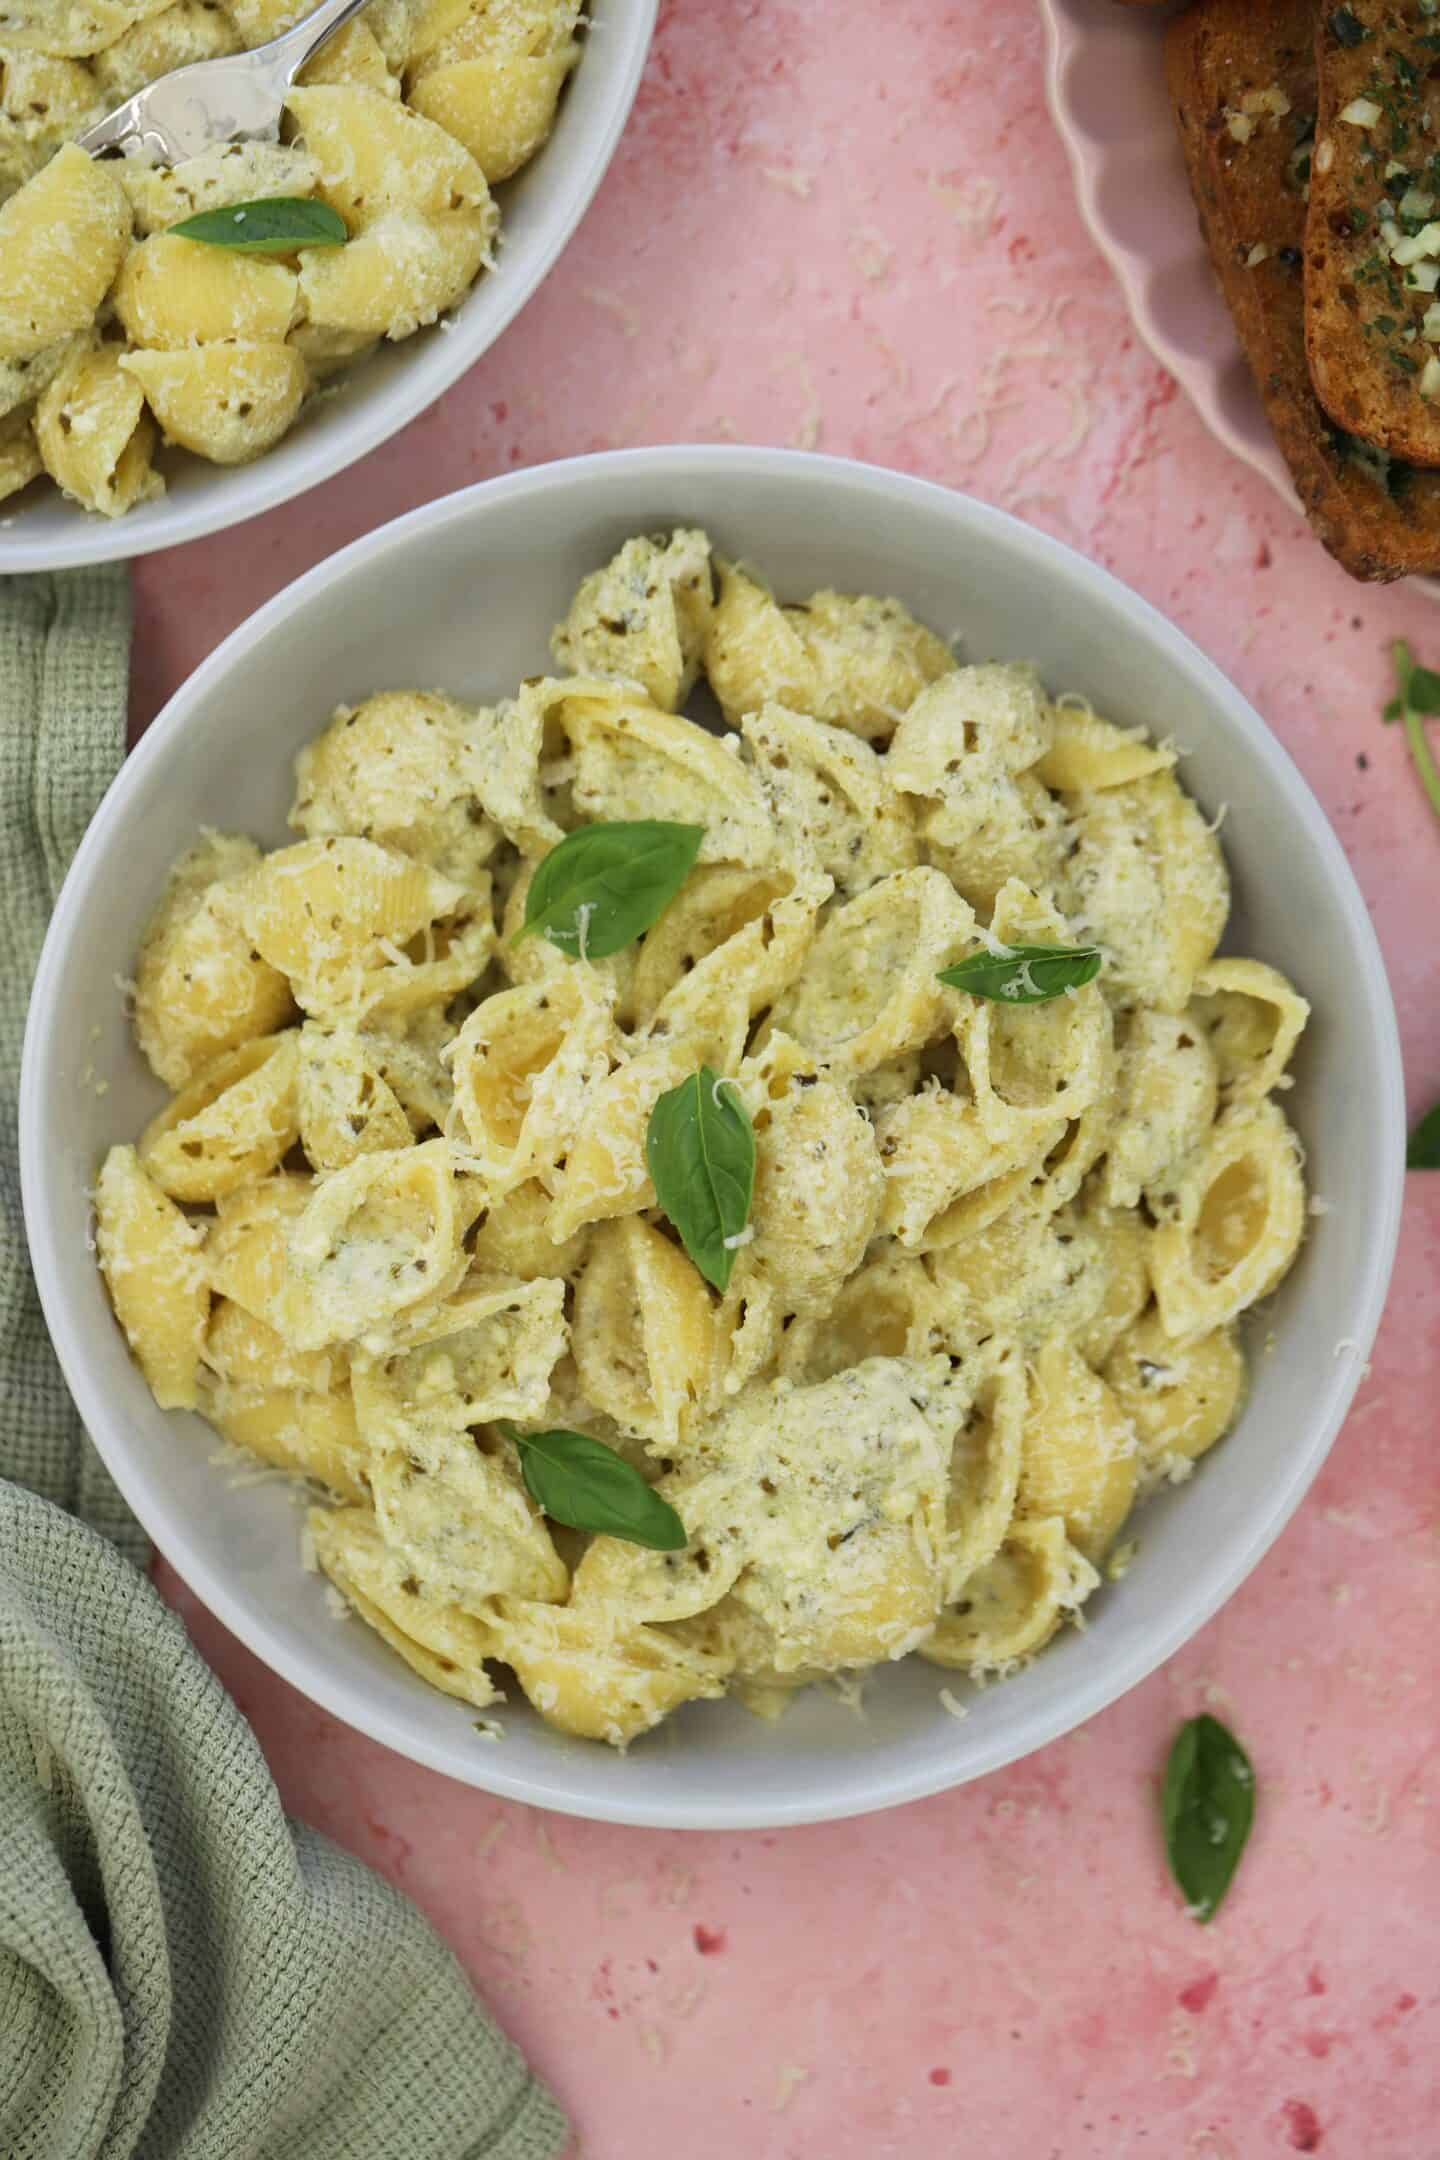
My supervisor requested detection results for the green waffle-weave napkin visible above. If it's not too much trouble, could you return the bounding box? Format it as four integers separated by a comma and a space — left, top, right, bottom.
0, 570, 569, 2160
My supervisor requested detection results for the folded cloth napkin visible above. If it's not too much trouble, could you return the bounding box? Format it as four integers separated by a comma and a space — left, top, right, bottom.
0, 571, 569, 2160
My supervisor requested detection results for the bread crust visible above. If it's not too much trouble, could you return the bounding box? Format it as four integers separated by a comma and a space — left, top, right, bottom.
1168, 0, 1440, 577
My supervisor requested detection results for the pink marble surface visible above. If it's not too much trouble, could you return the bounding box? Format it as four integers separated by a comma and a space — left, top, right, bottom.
128, 2, 1438, 2152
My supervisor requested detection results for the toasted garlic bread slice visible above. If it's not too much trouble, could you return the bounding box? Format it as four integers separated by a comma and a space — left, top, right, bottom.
1305, 3, 1440, 464
1168, 0, 1440, 578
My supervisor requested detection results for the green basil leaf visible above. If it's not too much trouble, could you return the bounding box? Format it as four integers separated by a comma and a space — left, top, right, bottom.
645, 1065, 755, 1291
1406, 1099, 1440, 1168
499, 1423, 687, 1550
1162, 1713, 1256, 1923
937, 941, 1103, 1004
516, 819, 705, 960
168, 197, 348, 253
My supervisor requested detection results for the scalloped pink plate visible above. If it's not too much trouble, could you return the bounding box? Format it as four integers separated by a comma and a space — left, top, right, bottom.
1041, 0, 1304, 505
1041, 0, 1440, 596
1041, 0, 1299, 504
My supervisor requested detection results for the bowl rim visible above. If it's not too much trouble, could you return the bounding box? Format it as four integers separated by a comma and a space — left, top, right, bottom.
0, 0, 658, 576
20, 445, 1407, 1827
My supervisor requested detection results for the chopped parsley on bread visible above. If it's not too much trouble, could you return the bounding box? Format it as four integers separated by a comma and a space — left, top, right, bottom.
1305, 2, 1440, 463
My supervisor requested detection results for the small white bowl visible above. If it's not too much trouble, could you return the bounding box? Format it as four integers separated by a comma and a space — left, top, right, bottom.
0, 0, 656, 574
21, 448, 1405, 1828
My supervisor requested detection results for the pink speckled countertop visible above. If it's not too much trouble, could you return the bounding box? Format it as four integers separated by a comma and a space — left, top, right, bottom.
127, 4, 1437, 2153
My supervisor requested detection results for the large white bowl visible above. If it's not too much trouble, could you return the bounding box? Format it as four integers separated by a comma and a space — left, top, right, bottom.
0, 0, 656, 575
21, 448, 1405, 1828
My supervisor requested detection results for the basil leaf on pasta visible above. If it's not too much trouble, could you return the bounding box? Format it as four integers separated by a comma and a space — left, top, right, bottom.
1162, 1714, 1255, 1924
169, 197, 348, 252
516, 819, 705, 959
937, 941, 1103, 1004
500, 1422, 687, 1550
1407, 1099, 1440, 1168
645, 1065, 755, 1291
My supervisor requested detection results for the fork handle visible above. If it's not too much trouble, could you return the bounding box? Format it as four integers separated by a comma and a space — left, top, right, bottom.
264, 0, 380, 81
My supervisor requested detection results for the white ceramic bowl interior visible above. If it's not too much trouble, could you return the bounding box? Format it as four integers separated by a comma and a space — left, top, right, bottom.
21, 448, 1405, 1828
0, 0, 656, 575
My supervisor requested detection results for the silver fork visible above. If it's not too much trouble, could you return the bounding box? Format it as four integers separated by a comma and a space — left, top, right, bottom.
74, 0, 377, 167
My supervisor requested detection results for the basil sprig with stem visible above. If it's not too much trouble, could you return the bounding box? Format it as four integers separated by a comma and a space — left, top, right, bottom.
499, 1422, 686, 1550
1383, 638, 1440, 825
937, 941, 1103, 1005
645, 1065, 756, 1292
168, 197, 348, 252
1407, 1099, 1440, 1168
1161, 1713, 1256, 1923
515, 819, 704, 960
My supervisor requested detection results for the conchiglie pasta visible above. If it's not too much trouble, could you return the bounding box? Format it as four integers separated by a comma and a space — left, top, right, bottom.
767, 867, 973, 1079
95, 528, 1310, 1747
34, 338, 161, 517
551, 527, 713, 710
284, 1138, 465, 1349
114, 233, 300, 349
120, 341, 308, 465
117, 140, 319, 237
544, 1039, 692, 1242
309, 1504, 503, 1709
203, 1295, 340, 1400
627, 864, 789, 1028
212, 835, 488, 1020
558, 683, 775, 869
207, 1377, 369, 1503
296, 205, 493, 339
93, 0, 241, 99
95, 1144, 208, 1410
468, 1178, 590, 1282
139, 1031, 300, 1203
0, 144, 129, 360
1190, 957, 1310, 1102
351, 1273, 568, 1445
920, 1516, 1099, 1675
297, 1023, 414, 1171
450, 971, 619, 1192
739, 701, 919, 898
295, 17, 396, 92
1149, 1100, 1306, 1336
1065, 770, 1229, 1013
571, 1216, 716, 1451
0, 0, 173, 53
485, 1596, 730, 1746
367, 1428, 568, 1607
0, 407, 42, 503
285, 83, 492, 226
737, 1074, 883, 1312
957, 880, 1113, 1141
1016, 1339, 1138, 1564
703, 561, 954, 740
204, 1171, 313, 1323
0, 54, 100, 198
1103, 1310, 1247, 1479
411, 46, 577, 184
1103, 1009, 1218, 1212
873, 1085, 1062, 1253
939, 1354, 1025, 1600
778, 1245, 942, 1383
134, 833, 295, 1090
289, 690, 498, 888
1033, 700, 1177, 793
